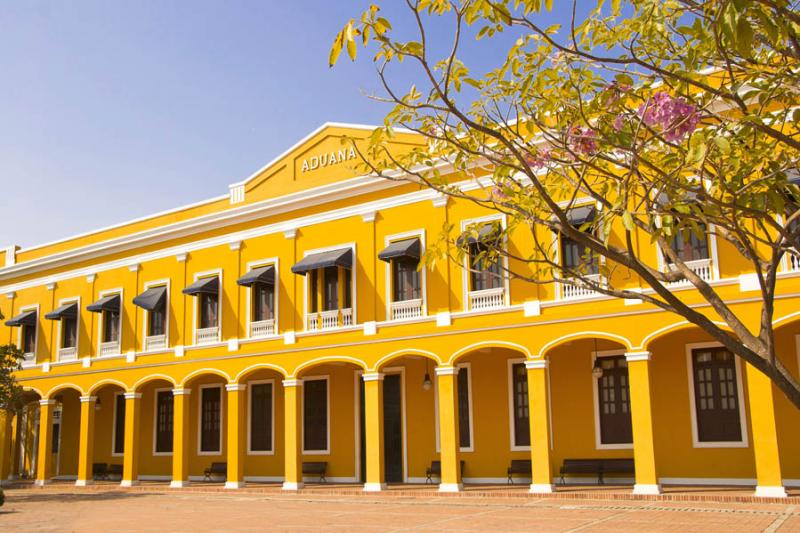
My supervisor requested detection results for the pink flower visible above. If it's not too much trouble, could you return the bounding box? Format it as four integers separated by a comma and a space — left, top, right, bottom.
523, 147, 552, 170
567, 127, 598, 156
637, 91, 700, 142
613, 115, 626, 132
491, 184, 508, 201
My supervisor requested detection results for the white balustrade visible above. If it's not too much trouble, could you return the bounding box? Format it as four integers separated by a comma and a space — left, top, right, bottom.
390, 299, 423, 320
58, 346, 78, 362
468, 287, 505, 310
561, 274, 603, 300
306, 308, 354, 331
22, 352, 35, 366
320, 309, 340, 329
196, 326, 219, 345
100, 340, 120, 356
145, 334, 167, 351
666, 258, 713, 286
250, 319, 276, 338
789, 253, 800, 272
341, 308, 353, 327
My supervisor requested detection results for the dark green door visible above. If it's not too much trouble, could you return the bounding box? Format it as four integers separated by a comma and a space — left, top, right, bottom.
383, 374, 403, 483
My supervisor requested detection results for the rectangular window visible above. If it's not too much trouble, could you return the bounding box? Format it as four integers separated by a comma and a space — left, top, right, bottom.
669, 225, 709, 263
200, 386, 222, 453
469, 243, 503, 291
692, 347, 742, 442
103, 309, 120, 343
511, 363, 530, 447
393, 258, 421, 302
457, 366, 471, 449
560, 235, 600, 274
155, 390, 173, 453
323, 267, 339, 311
309, 270, 318, 313
62, 316, 77, 348
199, 291, 219, 329
22, 324, 36, 354
113, 393, 126, 454
597, 356, 633, 445
303, 378, 328, 452
51, 417, 60, 454
253, 282, 274, 322
149, 302, 166, 336
249, 382, 273, 452
343, 268, 352, 309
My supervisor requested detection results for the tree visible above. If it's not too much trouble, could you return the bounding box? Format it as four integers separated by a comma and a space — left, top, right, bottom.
0, 342, 24, 414
330, 0, 800, 407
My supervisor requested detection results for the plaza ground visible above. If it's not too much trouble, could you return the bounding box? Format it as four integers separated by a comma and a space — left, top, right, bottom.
1, 483, 799, 532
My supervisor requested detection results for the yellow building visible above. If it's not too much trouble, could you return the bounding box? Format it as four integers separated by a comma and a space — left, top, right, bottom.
0, 123, 798, 498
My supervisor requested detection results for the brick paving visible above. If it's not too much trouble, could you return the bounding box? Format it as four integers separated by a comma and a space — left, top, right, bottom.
1, 484, 798, 532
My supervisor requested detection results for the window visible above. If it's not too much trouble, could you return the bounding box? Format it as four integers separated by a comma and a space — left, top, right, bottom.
323, 267, 339, 311
199, 292, 219, 329
303, 378, 328, 452
155, 390, 173, 453
560, 234, 600, 274
200, 386, 222, 453
253, 283, 274, 322
393, 258, 421, 302
22, 323, 36, 354
149, 302, 166, 336
668, 226, 710, 263
309, 270, 319, 313
113, 393, 126, 455
692, 347, 743, 443
469, 242, 503, 291
511, 363, 530, 448
103, 309, 120, 343
457, 366, 472, 449
249, 382, 273, 453
62, 315, 77, 349
596, 356, 632, 445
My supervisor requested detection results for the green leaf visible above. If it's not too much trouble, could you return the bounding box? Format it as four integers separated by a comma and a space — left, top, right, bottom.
622, 211, 634, 231
713, 137, 731, 154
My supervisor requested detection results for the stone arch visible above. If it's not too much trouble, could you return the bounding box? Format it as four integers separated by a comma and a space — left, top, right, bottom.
292, 356, 368, 378
131, 373, 178, 392
772, 311, 800, 331
448, 341, 531, 365
540, 331, 633, 359
88, 378, 129, 395
639, 320, 731, 352
233, 363, 289, 383
44, 382, 86, 399
179, 368, 232, 387
373, 349, 442, 372
21, 385, 44, 398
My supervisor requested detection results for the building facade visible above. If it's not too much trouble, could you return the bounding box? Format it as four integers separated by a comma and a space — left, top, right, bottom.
0, 123, 798, 497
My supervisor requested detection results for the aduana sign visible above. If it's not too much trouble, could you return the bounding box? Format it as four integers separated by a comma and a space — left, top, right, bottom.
301, 146, 357, 173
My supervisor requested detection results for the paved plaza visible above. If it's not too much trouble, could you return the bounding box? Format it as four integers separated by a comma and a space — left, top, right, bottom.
1, 484, 799, 532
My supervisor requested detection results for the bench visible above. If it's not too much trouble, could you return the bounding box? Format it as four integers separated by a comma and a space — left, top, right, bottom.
559, 458, 635, 485
303, 462, 327, 483
425, 460, 465, 484
203, 462, 227, 481
92, 463, 108, 480
106, 464, 123, 479
506, 459, 532, 484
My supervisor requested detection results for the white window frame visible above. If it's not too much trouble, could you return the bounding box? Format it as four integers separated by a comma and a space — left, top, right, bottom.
245, 257, 279, 339
383, 230, 427, 321
590, 349, 633, 450
550, 200, 607, 301
507, 358, 531, 452
141, 278, 170, 352
152, 387, 174, 456
15, 303, 39, 367
111, 391, 125, 457
685, 342, 749, 448
301, 375, 330, 455
96, 287, 123, 357
381, 366, 409, 482
191, 269, 222, 345
434, 362, 474, 453
55, 296, 81, 360
197, 383, 225, 456
246, 379, 275, 455
460, 214, 509, 311
301, 242, 357, 330
654, 226, 720, 283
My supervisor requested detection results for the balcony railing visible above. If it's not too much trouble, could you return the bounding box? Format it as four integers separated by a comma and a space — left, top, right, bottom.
666, 258, 713, 286
58, 346, 78, 362
196, 326, 219, 345
99, 340, 120, 357
306, 308, 353, 331
250, 318, 276, 338
788, 253, 800, 272
145, 334, 167, 351
21, 352, 35, 366
561, 273, 603, 300
468, 287, 505, 311
390, 299, 423, 321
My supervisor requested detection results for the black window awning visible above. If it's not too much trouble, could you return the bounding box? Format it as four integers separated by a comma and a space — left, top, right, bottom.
5, 310, 37, 327
291, 248, 353, 275
87, 294, 120, 313
133, 286, 167, 311
378, 238, 421, 263
182, 276, 219, 296
457, 224, 499, 247
237, 265, 275, 287
566, 205, 597, 226
45, 302, 78, 321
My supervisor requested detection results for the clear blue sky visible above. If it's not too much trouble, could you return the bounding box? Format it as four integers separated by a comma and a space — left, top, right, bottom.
0, 1, 566, 249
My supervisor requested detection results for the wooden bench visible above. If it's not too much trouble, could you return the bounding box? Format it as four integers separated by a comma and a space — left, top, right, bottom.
559, 458, 635, 485
506, 459, 532, 484
203, 462, 227, 481
425, 460, 465, 484
302, 461, 327, 483
106, 464, 123, 479
92, 463, 108, 480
